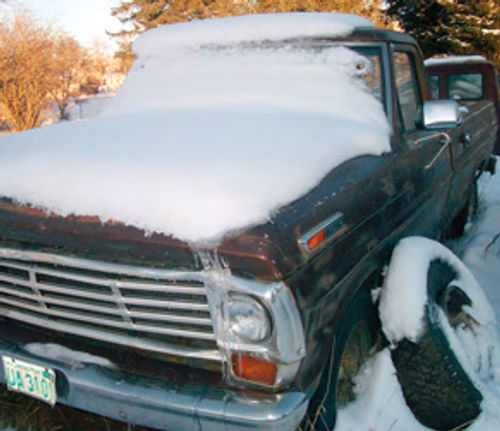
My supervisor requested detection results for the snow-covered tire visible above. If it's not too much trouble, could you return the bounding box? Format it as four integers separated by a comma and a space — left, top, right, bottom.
380, 237, 498, 431
391, 261, 482, 430
302, 288, 380, 431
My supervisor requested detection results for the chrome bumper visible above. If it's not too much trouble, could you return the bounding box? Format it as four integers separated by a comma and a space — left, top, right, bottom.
0, 339, 309, 431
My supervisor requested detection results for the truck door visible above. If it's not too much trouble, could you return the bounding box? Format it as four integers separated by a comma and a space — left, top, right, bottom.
445, 70, 493, 216
390, 46, 454, 237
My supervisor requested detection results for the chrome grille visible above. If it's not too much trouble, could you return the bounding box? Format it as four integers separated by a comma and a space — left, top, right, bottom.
0, 248, 221, 362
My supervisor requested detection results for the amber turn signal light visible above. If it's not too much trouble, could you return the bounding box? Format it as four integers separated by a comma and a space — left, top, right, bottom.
307, 230, 326, 250
231, 353, 277, 386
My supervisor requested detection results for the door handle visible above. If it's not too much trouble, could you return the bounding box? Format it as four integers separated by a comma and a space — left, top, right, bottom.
424, 133, 452, 170
460, 133, 471, 147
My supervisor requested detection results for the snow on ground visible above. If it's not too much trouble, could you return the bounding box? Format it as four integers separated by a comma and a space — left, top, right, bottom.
66, 93, 116, 121
0, 13, 389, 246
337, 167, 500, 431
337, 349, 432, 431
24, 343, 115, 370
38, 94, 116, 127
461, 172, 500, 315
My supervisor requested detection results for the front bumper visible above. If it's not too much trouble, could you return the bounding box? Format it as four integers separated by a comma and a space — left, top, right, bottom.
0, 335, 309, 431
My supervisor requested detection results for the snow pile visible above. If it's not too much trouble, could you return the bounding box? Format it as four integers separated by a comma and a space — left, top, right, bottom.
461, 168, 500, 315
425, 55, 488, 66
340, 231, 500, 430
454, 167, 500, 430
379, 236, 496, 343
67, 93, 116, 121
336, 350, 432, 431
0, 13, 389, 245
24, 343, 115, 370
130, 12, 373, 53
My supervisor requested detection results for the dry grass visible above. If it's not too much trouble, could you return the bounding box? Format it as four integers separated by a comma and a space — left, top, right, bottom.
0, 387, 155, 431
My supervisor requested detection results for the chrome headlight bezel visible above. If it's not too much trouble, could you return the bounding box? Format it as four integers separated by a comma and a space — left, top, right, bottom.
227, 293, 272, 343
204, 274, 305, 388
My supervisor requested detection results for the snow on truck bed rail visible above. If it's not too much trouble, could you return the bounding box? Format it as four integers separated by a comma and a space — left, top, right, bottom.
0, 13, 389, 245
424, 55, 488, 66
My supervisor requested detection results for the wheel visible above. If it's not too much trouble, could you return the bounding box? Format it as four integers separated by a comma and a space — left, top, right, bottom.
302, 288, 380, 431
447, 180, 478, 238
391, 261, 482, 430
380, 238, 497, 431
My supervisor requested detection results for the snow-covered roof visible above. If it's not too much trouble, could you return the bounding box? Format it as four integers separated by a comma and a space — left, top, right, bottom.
424, 55, 488, 67
0, 13, 388, 246
133, 13, 374, 54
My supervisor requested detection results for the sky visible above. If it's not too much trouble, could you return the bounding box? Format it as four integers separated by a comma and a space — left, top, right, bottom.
0, 0, 123, 49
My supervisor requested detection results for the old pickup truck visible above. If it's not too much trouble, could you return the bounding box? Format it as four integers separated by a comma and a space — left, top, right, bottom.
0, 13, 497, 431
425, 55, 500, 154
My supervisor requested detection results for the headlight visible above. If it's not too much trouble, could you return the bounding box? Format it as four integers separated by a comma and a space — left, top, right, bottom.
228, 294, 271, 342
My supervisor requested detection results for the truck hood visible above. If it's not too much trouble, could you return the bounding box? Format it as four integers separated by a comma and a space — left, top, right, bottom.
0, 196, 291, 281
0, 107, 389, 247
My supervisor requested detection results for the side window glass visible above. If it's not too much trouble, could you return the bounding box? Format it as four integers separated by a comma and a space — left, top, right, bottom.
394, 51, 420, 132
429, 75, 440, 100
355, 52, 383, 102
343, 46, 385, 109
448, 73, 483, 100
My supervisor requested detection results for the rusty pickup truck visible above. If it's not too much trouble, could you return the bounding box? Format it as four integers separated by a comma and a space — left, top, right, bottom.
425, 55, 500, 154
0, 14, 497, 431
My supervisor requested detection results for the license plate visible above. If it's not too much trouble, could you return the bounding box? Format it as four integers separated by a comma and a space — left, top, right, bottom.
2, 355, 56, 406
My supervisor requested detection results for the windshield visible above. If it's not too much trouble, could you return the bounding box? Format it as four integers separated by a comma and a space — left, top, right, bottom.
106, 41, 387, 120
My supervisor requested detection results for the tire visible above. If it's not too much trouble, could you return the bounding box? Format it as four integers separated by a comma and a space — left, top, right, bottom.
391, 260, 483, 431
448, 180, 478, 239
302, 288, 380, 431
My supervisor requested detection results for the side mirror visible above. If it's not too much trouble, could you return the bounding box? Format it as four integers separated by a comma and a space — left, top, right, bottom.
420, 100, 462, 130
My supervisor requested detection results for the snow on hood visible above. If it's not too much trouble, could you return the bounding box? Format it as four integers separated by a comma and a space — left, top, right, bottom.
0, 13, 389, 245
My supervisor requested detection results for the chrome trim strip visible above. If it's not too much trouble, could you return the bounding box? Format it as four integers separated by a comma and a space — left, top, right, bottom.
0, 274, 210, 311
0, 287, 212, 326
0, 261, 207, 294
1, 310, 221, 361
0, 249, 206, 282
0, 297, 215, 339
297, 212, 345, 254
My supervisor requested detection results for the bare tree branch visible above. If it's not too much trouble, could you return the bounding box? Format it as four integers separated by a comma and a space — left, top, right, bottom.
0, 10, 86, 131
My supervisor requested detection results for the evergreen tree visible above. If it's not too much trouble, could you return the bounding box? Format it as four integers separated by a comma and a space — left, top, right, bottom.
387, 0, 499, 63
111, 0, 388, 36
111, 0, 389, 71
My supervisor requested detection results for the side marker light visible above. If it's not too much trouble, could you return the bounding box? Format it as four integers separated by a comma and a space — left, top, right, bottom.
307, 230, 326, 250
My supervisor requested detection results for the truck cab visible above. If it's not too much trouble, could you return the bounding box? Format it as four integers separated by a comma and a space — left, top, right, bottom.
425, 56, 500, 154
